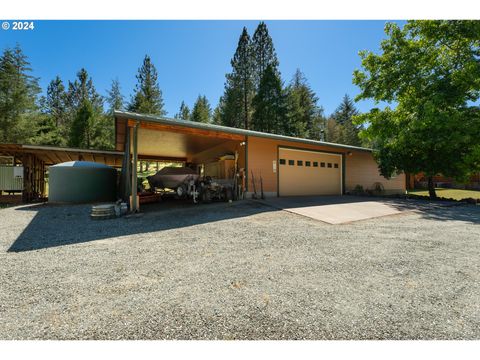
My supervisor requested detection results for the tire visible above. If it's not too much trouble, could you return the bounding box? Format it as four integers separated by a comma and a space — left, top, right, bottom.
176, 184, 187, 198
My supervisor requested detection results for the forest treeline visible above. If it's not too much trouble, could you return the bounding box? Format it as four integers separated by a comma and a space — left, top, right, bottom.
0, 22, 363, 150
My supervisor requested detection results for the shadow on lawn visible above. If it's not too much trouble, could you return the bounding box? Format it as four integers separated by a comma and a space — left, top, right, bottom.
8, 200, 275, 252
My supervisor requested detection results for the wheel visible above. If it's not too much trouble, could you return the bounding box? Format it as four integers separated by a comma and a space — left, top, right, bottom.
176, 184, 187, 198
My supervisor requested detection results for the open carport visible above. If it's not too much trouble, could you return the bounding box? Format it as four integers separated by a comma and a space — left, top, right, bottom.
115, 112, 247, 211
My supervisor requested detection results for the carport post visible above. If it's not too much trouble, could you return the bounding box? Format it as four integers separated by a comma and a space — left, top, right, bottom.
131, 122, 139, 212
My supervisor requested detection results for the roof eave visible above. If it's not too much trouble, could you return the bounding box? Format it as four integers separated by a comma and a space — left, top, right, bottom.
114, 110, 372, 153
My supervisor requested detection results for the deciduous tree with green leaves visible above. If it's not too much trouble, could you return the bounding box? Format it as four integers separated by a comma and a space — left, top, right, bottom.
129, 55, 166, 116
353, 20, 480, 198
191, 95, 212, 123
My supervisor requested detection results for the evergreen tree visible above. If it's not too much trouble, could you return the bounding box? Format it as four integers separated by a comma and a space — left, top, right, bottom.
32, 114, 63, 146
69, 100, 95, 148
106, 78, 124, 114
251, 65, 286, 134
310, 112, 327, 141
66, 68, 103, 113
331, 94, 362, 146
191, 95, 212, 123
251, 22, 280, 89
211, 103, 223, 125
90, 114, 115, 150
128, 55, 165, 116
0, 44, 40, 143
223, 27, 254, 129
37, 76, 67, 145
94, 78, 125, 150
324, 116, 344, 144
217, 85, 244, 128
284, 69, 321, 138
174, 101, 191, 120
66, 68, 105, 148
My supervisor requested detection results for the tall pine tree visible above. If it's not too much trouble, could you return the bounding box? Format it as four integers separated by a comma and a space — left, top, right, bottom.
191, 95, 212, 123
284, 69, 322, 138
66, 68, 103, 113
251, 22, 280, 90
66, 68, 105, 148
36, 76, 67, 145
251, 65, 286, 134
129, 55, 165, 116
174, 101, 191, 120
69, 100, 95, 148
223, 27, 254, 129
331, 94, 362, 146
0, 44, 40, 143
106, 78, 125, 114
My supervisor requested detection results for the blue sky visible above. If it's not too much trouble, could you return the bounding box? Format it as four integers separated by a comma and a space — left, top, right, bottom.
0, 20, 405, 116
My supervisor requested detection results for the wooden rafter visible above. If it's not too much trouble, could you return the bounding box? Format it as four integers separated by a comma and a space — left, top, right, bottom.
127, 119, 245, 141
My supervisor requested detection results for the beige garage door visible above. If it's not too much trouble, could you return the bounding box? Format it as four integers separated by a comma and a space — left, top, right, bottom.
278, 148, 342, 196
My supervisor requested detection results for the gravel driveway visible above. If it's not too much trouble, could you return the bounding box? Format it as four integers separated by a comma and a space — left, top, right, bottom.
0, 199, 479, 339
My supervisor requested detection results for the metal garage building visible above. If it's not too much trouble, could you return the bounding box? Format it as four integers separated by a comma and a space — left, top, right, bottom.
115, 111, 406, 212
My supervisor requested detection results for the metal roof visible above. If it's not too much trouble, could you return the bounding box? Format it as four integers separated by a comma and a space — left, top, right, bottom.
114, 110, 372, 152
0, 143, 124, 167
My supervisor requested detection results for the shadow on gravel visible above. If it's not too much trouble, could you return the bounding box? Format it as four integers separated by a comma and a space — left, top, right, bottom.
8, 200, 275, 252
413, 204, 480, 224
7, 196, 479, 252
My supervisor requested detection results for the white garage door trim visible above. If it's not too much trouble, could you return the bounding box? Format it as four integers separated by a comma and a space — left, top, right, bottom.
278, 147, 343, 196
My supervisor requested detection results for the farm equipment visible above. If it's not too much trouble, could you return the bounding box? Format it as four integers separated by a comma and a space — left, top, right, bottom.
197, 177, 234, 203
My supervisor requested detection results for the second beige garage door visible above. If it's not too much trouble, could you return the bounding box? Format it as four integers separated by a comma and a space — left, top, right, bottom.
278, 147, 342, 196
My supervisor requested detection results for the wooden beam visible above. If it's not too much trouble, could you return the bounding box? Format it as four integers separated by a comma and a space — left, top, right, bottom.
137, 154, 187, 162
127, 119, 245, 141
131, 124, 139, 212
65, 151, 73, 161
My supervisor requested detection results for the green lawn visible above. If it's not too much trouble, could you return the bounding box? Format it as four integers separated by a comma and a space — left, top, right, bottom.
408, 187, 480, 200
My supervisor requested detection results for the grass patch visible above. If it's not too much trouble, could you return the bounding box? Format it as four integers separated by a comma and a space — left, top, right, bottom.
408, 188, 480, 200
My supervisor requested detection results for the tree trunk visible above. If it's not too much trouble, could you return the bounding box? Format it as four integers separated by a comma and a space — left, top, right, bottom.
427, 176, 437, 199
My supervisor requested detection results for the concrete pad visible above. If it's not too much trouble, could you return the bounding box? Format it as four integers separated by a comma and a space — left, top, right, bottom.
260, 196, 414, 224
